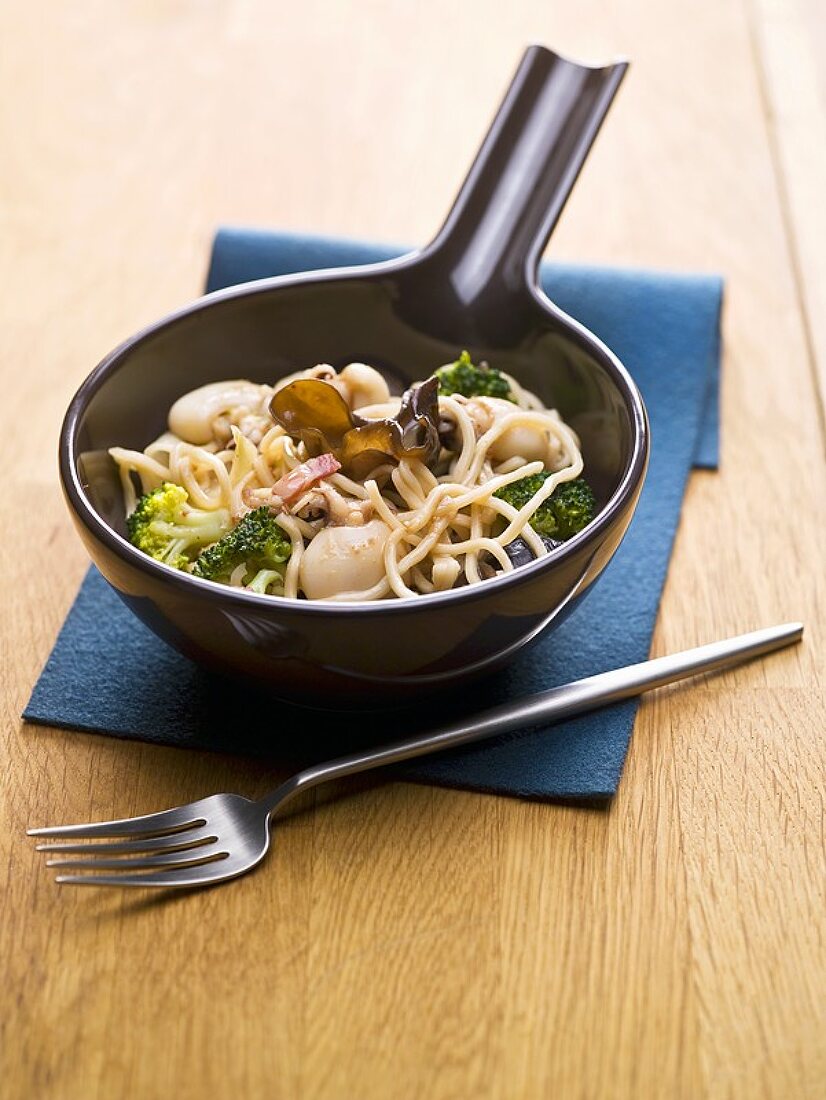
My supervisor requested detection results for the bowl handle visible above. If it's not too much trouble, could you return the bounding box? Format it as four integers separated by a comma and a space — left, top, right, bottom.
418, 44, 628, 331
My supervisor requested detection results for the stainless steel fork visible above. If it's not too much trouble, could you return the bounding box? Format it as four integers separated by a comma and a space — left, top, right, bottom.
29, 622, 803, 889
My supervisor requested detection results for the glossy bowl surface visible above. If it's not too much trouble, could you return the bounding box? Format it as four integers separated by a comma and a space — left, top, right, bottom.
61, 257, 648, 710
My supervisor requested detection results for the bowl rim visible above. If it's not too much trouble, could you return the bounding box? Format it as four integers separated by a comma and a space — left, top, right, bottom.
59, 255, 650, 616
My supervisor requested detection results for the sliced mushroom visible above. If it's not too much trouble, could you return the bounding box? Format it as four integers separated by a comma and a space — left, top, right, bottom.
335, 363, 391, 410
169, 380, 266, 445
269, 377, 441, 478
299, 518, 392, 599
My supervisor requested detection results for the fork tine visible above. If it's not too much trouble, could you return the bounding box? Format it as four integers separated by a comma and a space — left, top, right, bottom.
54, 862, 245, 888
27, 807, 205, 840
35, 828, 216, 854
45, 844, 226, 871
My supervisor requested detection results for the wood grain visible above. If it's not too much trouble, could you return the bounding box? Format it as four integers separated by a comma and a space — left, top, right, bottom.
1, 2, 824, 1098
750, 0, 826, 430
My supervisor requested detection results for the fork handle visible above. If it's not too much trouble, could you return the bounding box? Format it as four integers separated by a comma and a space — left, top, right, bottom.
261, 622, 803, 812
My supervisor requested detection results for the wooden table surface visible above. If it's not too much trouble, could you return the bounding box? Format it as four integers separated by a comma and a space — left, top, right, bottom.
2, 3, 824, 1098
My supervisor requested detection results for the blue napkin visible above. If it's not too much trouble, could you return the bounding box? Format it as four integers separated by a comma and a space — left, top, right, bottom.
23, 229, 723, 804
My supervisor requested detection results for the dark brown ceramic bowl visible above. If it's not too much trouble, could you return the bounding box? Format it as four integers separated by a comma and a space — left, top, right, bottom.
59, 45, 649, 710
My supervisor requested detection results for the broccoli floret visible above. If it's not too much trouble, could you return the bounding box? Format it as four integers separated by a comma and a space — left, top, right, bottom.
495, 474, 597, 541
433, 350, 516, 401
191, 506, 291, 591
127, 483, 230, 569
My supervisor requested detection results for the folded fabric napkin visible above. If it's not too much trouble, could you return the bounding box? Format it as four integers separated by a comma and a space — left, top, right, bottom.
23, 229, 724, 805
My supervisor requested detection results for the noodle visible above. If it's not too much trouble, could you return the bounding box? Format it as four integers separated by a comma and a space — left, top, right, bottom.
110, 356, 592, 601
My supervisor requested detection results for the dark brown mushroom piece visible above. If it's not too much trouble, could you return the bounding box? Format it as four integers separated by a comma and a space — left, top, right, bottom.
269, 376, 441, 479
503, 533, 561, 568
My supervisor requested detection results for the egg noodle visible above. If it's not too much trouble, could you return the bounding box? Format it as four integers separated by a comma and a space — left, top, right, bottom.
110, 361, 585, 601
